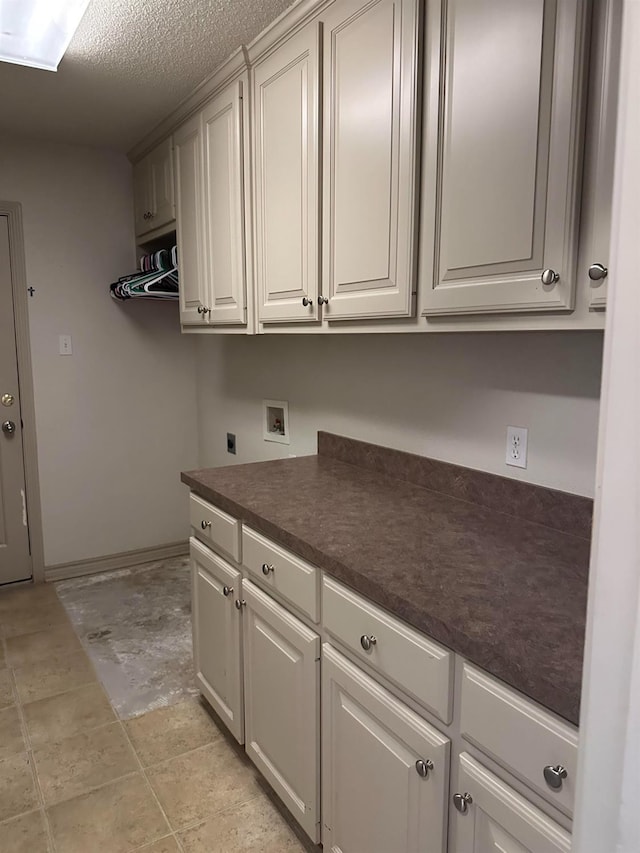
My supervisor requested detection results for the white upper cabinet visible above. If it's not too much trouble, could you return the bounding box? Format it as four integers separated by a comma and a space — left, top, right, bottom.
252, 23, 321, 324
174, 114, 207, 326
201, 79, 249, 325
133, 136, 175, 239
322, 0, 420, 321
423, 0, 587, 315
581, 0, 621, 310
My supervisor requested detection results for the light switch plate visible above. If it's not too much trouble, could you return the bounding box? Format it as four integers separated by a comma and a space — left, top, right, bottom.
59, 335, 73, 356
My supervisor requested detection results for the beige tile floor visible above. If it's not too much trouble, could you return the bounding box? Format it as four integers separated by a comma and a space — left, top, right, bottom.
0, 582, 309, 852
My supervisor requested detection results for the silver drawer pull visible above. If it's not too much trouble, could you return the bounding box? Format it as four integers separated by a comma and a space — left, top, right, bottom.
415, 759, 433, 778
201, 520, 211, 530
360, 634, 377, 652
453, 792, 473, 814
262, 563, 275, 576
222, 586, 233, 597
543, 765, 568, 790
588, 263, 608, 282
235, 599, 246, 610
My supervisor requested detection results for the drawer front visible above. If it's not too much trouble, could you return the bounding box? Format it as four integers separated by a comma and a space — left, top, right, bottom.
460, 663, 578, 815
242, 527, 319, 621
189, 493, 240, 562
322, 576, 453, 723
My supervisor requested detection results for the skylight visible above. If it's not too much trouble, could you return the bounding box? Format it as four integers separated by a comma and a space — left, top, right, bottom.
0, 0, 91, 71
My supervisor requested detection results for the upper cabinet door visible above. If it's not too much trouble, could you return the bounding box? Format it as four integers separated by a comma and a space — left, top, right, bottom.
202, 80, 248, 325
174, 114, 207, 326
322, 0, 420, 321
147, 136, 176, 231
133, 157, 151, 238
253, 23, 321, 324
424, 0, 586, 315
583, 0, 621, 310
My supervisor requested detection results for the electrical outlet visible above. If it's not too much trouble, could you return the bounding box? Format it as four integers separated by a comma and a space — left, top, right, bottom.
226, 433, 236, 455
506, 426, 528, 469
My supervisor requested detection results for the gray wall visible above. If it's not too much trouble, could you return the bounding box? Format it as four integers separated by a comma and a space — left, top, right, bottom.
197, 331, 603, 497
0, 136, 199, 567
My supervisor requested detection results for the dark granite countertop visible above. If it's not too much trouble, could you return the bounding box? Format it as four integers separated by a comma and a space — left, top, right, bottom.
182, 436, 590, 726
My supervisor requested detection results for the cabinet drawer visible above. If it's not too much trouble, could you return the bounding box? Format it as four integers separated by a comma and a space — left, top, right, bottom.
460, 663, 578, 816
322, 576, 453, 723
242, 527, 319, 621
189, 493, 240, 562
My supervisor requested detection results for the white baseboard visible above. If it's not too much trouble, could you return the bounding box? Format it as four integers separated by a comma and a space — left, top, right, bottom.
45, 540, 189, 583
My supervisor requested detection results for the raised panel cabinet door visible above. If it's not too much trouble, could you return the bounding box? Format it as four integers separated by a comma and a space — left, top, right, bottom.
322, 644, 449, 853
133, 155, 151, 238
148, 136, 176, 230
190, 537, 244, 743
424, 0, 586, 315
174, 114, 208, 326
253, 23, 321, 323
242, 579, 320, 841
322, 0, 420, 320
584, 0, 621, 309
451, 753, 571, 853
202, 79, 247, 325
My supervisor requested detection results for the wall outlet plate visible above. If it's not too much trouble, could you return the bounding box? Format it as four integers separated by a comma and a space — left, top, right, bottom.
506, 426, 528, 469
227, 432, 236, 455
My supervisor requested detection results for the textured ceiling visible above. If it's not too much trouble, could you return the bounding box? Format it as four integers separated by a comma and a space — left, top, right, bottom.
0, 0, 294, 152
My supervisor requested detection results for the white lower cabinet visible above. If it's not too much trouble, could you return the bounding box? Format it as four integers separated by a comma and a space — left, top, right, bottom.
452, 753, 571, 853
190, 537, 244, 743
322, 643, 450, 853
242, 578, 320, 841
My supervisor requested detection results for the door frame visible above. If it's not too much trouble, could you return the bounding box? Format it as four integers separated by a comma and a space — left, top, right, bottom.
0, 201, 44, 584
572, 3, 640, 851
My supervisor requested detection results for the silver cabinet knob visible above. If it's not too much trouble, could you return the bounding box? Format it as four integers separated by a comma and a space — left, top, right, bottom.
415, 759, 433, 778
1, 420, 16, 435
541, 269, 560, 285
588, 263, 608, 282
222, 585, 233, 597
302, 297, 313, 307
360, 634, 377, 651
1, 394, 15, 407
235, 599, 246, 610
261, 563, 275, 576
197, 305, 205, 314
201, 520, 211, 530
543, 765, 568, 790
453, 792, 473, 814
318, 296, 329, 305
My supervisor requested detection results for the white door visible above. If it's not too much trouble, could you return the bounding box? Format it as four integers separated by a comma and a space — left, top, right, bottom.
242, 578, 320, 841
424, 0, 586, 315
202, 80, 247, 326
174, 114, 208, 326
322, 644, 449, 853
190, 537, 244, 743
322, 0, 420, 320
0, 217, 31, 585
253, 23, 321, 324
452, 753, 571, 853
147, 137, 175, 231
